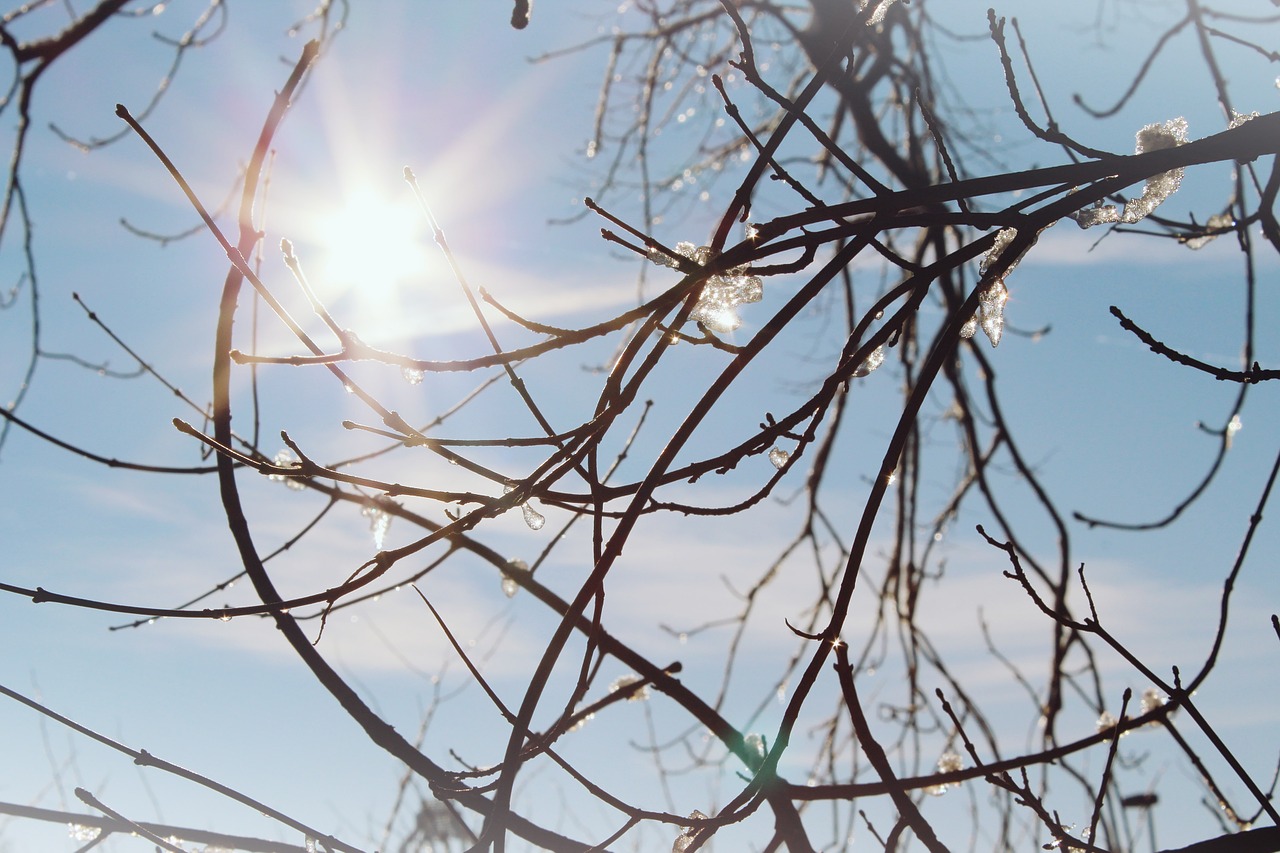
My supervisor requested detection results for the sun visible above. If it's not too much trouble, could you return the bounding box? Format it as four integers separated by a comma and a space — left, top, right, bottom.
308, 185, 434, 307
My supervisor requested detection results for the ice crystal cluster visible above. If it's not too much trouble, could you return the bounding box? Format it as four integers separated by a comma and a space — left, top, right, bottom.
1228, 110, 1259, 129
648, 242, 763, 334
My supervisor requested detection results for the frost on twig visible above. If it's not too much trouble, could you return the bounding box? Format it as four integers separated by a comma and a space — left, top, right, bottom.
1121, 118, 1188, 224
649, 242, 763, 334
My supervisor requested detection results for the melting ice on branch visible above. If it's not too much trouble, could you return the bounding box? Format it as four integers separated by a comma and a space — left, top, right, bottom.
649, 241, 763, 334
767, 447, 790, 469
1070, 118, 1190, 228
1121, 118, 1188, 224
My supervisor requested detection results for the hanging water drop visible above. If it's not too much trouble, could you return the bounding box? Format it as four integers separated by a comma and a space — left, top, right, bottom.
522, 504, 546, 531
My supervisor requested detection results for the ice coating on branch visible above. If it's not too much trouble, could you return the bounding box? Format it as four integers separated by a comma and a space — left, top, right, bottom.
1229, 110, 1259, 129
1122, 118, 1187, 224
853, 344, 886, 377
1185, 212, 1234, 249
649, 241, 763, 334
268, 449, 307, 491
744, 732, 766, 757
401, 366, 424, 385
1070, 201, 1120, 229
673, 812, 709, 853
362, 503, 392, 549
768, 447, 790, 469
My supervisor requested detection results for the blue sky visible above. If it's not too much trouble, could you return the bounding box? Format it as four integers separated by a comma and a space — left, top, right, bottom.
1, 2, 1278, 851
